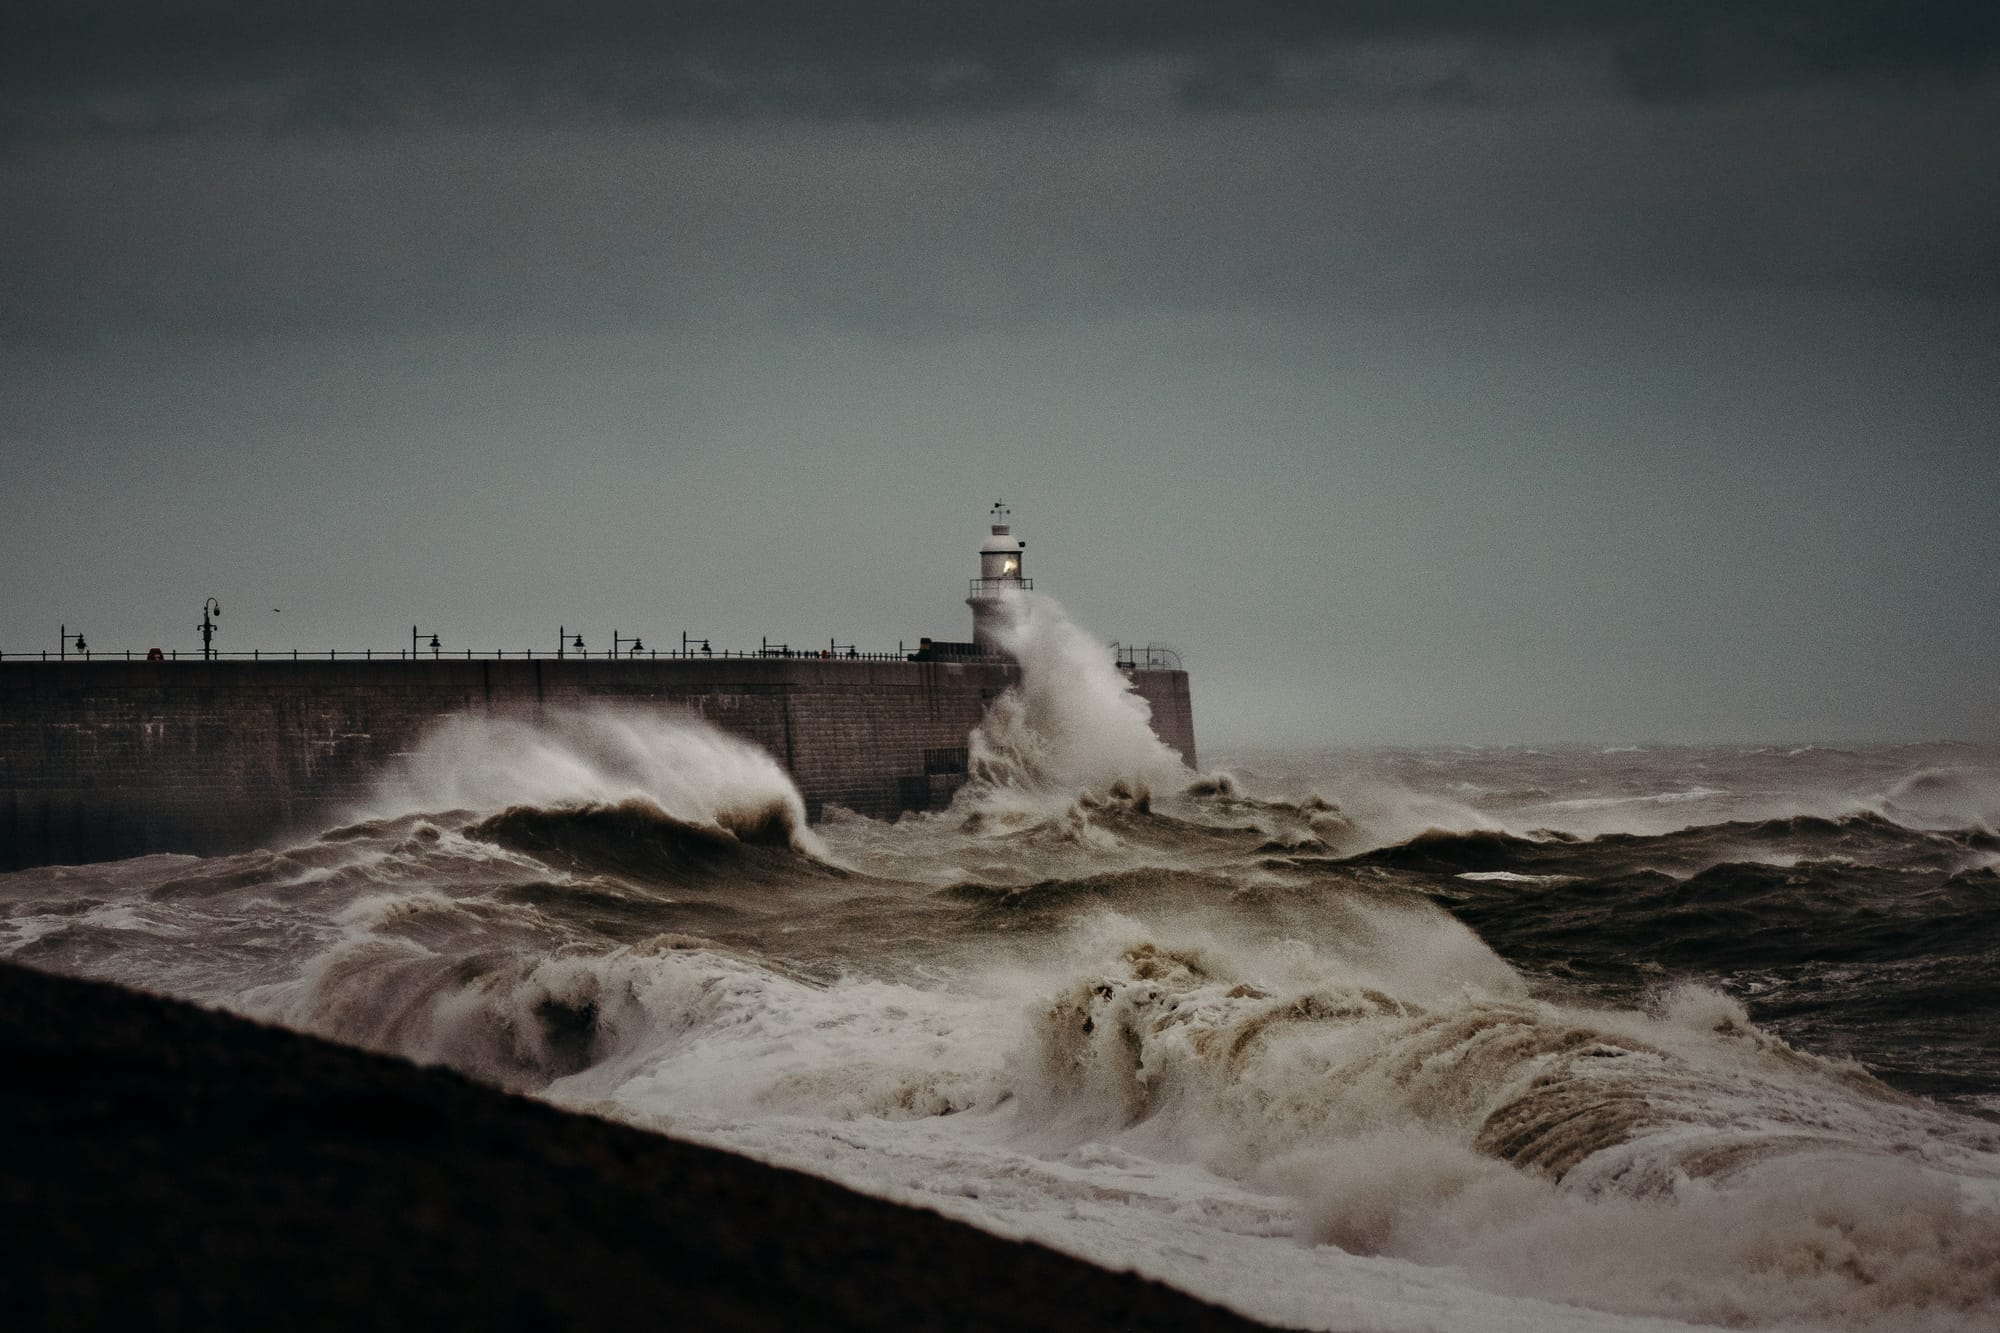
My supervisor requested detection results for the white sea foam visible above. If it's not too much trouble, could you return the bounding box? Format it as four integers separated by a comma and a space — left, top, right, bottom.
360, 708, 821, 854
1277, 1131, 2000, 1332
962, 589, 1191, 808
1177, 767, 1504, 857
533, 931, 1674, 1332
526, 906, 2000, 1333
1543, 786, 1729, 811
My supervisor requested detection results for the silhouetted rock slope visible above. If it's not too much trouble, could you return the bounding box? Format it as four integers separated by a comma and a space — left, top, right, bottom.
0, 961, 1279, 1332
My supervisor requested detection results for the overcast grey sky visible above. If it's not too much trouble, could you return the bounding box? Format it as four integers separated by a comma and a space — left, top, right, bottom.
3, 3, 1996, 746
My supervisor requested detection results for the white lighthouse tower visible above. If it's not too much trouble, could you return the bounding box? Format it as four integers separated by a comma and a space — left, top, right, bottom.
967, 501, 1030, 653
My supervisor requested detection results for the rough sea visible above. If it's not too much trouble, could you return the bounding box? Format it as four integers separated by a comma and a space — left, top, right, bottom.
5, 593, 1998, 1332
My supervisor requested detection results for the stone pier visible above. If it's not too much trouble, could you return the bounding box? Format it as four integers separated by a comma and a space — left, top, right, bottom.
0, 658, 1196, 869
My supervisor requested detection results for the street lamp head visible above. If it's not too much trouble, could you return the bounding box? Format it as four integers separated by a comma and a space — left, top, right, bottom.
428, 635, 441, 650
631, 638, 643, 652
74, 635, 86, 652
573, 635, 585, 650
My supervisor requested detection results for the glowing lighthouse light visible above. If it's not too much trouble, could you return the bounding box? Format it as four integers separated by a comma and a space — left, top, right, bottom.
968, 500, 1031, 652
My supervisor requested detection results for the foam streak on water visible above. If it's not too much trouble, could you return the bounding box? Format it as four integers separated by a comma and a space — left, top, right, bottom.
4, 656, 2000, 1331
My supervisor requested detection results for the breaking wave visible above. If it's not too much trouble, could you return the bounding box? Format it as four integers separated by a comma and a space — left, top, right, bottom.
962, 589, 1191, 809
1880, 766, 2000, 833
361, 708, 822, 857
468, 797, 822, 884
1015, 927, 2000, 1332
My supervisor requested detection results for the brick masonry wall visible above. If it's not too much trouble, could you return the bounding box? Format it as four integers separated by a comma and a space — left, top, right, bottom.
1128, 670, 1198, 771
0, 659, 1196, 869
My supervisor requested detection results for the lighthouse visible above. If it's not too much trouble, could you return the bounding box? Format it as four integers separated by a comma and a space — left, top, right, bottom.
967, 501, 1031, 652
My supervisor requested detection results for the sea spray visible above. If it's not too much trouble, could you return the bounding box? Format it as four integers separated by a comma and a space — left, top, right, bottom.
361, 708, 822, 856
1878, 765, 2000, 834
963, 589, 1191, 806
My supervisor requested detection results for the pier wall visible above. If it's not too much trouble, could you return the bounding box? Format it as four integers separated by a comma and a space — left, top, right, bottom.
0, 659, 1197, 869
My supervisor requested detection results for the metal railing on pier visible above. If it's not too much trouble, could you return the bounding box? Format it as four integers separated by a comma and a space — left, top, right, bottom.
0, 643, 918, 664
1111, 642, 1184, 671
2, 634, 1180, 669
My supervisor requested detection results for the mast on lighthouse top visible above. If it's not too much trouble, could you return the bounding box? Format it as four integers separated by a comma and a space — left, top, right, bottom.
968, 500, 1031, 651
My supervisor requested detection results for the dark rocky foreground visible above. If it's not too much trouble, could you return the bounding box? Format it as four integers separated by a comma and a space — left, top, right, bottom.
0, 961, 1278, 1331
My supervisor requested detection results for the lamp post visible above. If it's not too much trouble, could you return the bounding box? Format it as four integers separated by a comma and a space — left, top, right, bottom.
559, 628, 586, 659
681, 632, 712, 658
199, 598, 221, 660
612, 631, 643, 659
60, 625, 86, 661
411, 626, 441, 660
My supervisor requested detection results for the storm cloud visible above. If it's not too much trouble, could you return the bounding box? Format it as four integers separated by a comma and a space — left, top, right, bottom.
2, 3, 1995, 745
5, 1, 1997, 138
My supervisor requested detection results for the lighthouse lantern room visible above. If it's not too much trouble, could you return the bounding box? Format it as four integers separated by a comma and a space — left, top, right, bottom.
967, 501, 1031, 652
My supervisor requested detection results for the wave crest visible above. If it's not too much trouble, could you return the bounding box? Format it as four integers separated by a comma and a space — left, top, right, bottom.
961, 591, 1191, 808
360, 708, 822, 857
468, 796, 825, 885
1010, 926, 2000, 1330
